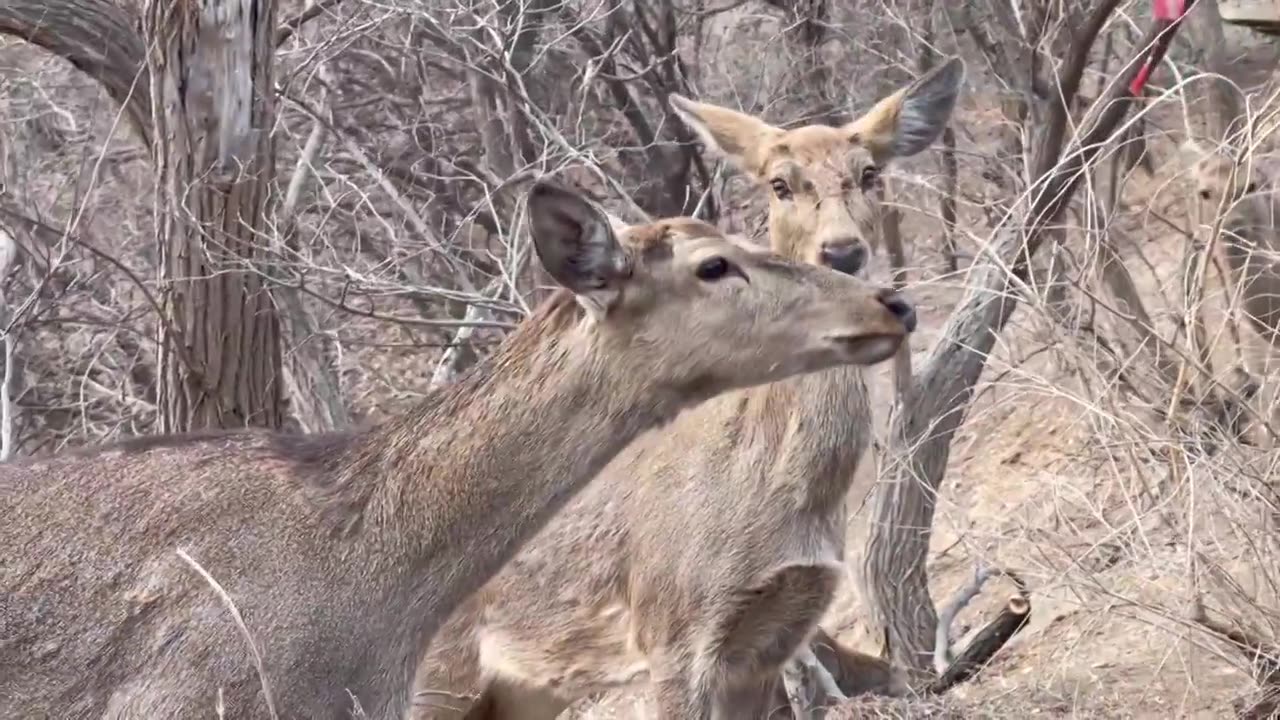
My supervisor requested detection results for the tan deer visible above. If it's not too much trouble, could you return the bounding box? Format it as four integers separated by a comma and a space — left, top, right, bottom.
411, 59, 965, 720
1190, 145, 1280, 342
1188, 143, 1280, 444
0, 182, 918, 720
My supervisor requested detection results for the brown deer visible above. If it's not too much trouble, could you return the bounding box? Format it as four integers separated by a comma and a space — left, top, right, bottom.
1191, 145, 1280, 342
411, 59, 965, 720
1188, 143, 1280, 444
0, 182, 918, 720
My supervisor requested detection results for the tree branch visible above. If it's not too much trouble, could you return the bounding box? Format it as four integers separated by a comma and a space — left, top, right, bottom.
0, 0, 152, 144
864, 0, 1197, 673
928, 566, 1031, 693
275, 0, 345, 46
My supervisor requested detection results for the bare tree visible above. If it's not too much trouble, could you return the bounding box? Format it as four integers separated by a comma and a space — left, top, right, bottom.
0, 0, 288, 432
862, 0, 1196, 675
144, 1, 285, 431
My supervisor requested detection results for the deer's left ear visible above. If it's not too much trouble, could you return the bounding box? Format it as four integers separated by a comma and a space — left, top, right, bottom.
846, 57, 966, 161
527, 181, 632, 320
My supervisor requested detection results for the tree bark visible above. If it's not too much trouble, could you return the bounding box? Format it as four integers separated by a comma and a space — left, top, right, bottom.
143, 0, 285, 432
0, 0, 152, 144
1, 0, 296, 432
862, 0, 1192, 674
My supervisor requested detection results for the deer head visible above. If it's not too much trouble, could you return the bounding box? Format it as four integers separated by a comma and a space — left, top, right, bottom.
1183, 140, 1262, 203
526, 181, 916, 403
669, 58, 966, 275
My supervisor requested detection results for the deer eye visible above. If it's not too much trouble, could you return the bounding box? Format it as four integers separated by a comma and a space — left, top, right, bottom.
695, 256, 733, 281
770, 178, 792, 200
860, 166, 880, 191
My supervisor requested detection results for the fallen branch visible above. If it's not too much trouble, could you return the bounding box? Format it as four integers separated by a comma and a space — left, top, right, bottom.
929, 574, 1031, 695
782, 642, 848, 718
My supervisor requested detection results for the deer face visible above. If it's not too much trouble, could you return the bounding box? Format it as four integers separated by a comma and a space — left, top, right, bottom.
526, 182, 915, 403
669, 58, 966, 277
1190, 149, 1260, 203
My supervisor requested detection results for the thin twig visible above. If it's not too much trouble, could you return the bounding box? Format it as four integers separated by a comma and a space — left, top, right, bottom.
175, 548, 280, 720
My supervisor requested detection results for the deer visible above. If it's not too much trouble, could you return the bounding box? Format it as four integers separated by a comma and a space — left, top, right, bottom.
410, 58, 965, 720
1187, 142, 1280, 445
0, 181, 919, 720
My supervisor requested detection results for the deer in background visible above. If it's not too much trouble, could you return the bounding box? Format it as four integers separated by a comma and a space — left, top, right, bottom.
412, 59, 965, 720
1189, 142, 1280, 445
0, 182, 918, 720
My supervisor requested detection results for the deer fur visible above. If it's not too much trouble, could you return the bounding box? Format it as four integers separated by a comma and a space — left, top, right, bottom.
1190, 145, 1280, 343
411, 59, 965, 720
0, 182, 917, 720
1188, 143, 1280, 445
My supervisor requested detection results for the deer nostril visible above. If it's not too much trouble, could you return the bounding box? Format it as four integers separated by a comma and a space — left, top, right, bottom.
819, 241, 867, 276
877, 289, 917, 333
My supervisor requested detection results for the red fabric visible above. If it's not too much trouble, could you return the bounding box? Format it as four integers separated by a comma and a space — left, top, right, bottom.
1153, 0, 1187, 19
1129, 62, 1154, 95
1132, 0, 1191, 93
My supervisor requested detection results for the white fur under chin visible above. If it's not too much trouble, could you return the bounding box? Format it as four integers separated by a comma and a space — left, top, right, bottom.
846, 335, 904, 366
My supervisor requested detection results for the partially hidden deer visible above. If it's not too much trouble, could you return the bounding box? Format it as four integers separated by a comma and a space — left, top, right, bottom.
1188, 142, 1280, 445
411, 59, 965, 720
0, 182, 919, 720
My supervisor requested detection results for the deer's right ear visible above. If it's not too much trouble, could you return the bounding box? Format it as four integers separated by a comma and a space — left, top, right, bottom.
847, 58, 965, 162
1178, 139, 1210, 164
669, 95, 780, 174
528, 181, 631, 320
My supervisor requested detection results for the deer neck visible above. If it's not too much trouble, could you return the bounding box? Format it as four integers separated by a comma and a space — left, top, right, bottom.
327, 294, 671, 641
751, 366, 871, 512
755, 234, 873, 513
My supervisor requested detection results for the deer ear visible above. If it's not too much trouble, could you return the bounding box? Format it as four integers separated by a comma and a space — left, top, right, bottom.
669, 94, 781, 174
846, 57, 965, 160
1179, 139, 1210, 163
527, 181, 631, 319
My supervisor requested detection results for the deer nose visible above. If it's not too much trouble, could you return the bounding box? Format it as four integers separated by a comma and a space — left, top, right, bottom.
877, 288, 917, 333
819, 240, 867, 276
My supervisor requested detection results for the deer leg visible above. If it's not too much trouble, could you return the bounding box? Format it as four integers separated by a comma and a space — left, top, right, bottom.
648, 661, 712, 720
704, 564, 842, 720
782, 654, 816, 719
460, 676, 569, 720
794, 643, 846, 702
713, 674, 782, 720
780, 642, 847, 719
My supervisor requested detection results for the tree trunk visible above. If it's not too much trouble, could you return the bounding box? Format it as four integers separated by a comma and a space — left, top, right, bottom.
143, 0, 285, 432
1, 0, 291, 433
862, 0, 1191, 675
